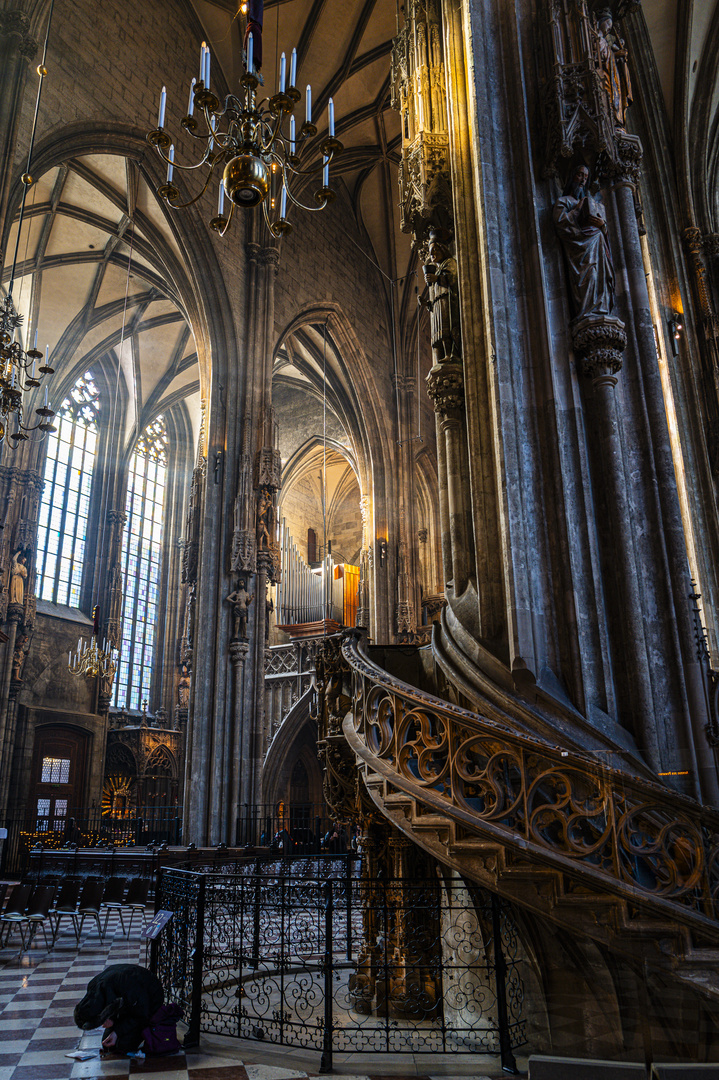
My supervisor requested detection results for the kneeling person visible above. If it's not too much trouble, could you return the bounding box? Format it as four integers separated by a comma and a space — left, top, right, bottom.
74, 964, 164, 1054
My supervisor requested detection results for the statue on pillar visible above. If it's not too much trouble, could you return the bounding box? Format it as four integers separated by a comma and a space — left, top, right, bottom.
9, 549, 28, 606
226, 579, 254, 641
553, 165, 615, 320
420, 230, 461, 363
265, 588, 274, 643
595, 9, 633, 130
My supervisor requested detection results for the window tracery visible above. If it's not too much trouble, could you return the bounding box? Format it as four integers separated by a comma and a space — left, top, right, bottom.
36, 371, 100, 606
113, 415, 167, 710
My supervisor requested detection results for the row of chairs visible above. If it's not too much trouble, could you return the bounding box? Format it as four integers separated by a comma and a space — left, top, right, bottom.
0, 877, 150, 950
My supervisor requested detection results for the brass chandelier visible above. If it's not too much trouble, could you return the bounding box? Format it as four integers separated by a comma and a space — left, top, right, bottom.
0, 297, 56, 445
147, 32, 343, 237
68, 607, 118, 681
1, 0, 56, 446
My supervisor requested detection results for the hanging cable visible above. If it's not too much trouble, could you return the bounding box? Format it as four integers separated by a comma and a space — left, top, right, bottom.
322, 315, 328, 623
7, 0, 55, 300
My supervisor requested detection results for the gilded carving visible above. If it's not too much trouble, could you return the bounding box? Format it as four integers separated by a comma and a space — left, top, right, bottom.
391, 0, 452, 248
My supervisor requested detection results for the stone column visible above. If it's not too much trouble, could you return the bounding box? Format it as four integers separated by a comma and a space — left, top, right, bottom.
228, 637, 249, 843
0, 601, 22, 810
572, 315, 659, 769
426, 361, 469, 595
604, 139, 717, 802
356, 494, 371, 630
684, 227, 719, 472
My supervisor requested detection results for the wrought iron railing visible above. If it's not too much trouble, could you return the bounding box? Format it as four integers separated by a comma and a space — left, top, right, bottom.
151, 858, 525, 1069
336, 631, 719, 937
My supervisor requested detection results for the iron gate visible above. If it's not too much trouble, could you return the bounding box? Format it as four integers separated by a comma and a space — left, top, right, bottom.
151, 863, 525, 1071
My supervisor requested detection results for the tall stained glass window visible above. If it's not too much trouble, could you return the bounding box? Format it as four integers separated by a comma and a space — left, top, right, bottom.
36, 372, 100, 606
113, 416, 168, 710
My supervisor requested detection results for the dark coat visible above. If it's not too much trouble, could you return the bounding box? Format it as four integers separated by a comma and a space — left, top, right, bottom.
74, 964, 164, 1053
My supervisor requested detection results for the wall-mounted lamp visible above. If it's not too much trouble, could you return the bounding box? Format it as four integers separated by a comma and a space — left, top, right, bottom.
378, 538, 387, 567
668, 312, 683, 356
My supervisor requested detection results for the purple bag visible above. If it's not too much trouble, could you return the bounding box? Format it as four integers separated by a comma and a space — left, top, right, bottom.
141, 1002, 183, 1055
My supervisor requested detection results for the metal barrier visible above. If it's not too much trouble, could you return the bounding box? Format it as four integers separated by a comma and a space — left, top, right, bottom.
151, 860, 525, 1071
0, 807, 182, 876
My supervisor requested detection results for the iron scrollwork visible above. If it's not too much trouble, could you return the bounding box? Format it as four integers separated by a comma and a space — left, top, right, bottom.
340, 630, 719, 938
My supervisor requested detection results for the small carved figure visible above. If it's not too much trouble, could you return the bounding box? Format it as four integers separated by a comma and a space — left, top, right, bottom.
177, 663, 191, 707
553, 164, 615, 319
595, 9, 633, 129
9, 550, 27, 606
256, 488, 274, 551
12, 632, 29, 680
226, 579, 254, 640
420, 231, 460, 363
265, 589, 274, 643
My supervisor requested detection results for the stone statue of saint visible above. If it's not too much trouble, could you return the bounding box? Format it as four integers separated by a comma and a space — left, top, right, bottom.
421, 231, 461, 363
257, 488, 274, 551
553, 165, 615, 320
9, 550, 27, 606
177, 663, 191, 707
12, 632, 29, 681
226, 579, 254, 640
265, 590, 274, 643
595, 9, 632, 129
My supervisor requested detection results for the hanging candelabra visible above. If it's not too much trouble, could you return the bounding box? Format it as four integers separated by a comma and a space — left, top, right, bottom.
0, 0, 57, 445
147, 32, 343, 237
68, 607, 118, 681
0, 296, 56, 445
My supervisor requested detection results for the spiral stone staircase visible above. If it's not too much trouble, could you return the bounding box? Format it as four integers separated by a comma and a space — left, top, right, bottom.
316, 629, 719, 1005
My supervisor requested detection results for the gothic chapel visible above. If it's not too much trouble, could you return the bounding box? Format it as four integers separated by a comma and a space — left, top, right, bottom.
1, 0, 719, 1063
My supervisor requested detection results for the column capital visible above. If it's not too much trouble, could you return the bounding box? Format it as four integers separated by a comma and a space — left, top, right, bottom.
571, 314, 627, 383
0, 10, 37, 59
601, 133, 643, 188
425, 361, 463, 416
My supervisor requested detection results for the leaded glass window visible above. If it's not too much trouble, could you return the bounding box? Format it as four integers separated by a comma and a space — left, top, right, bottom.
113, 416, 168, 710
36, 372, 100, 606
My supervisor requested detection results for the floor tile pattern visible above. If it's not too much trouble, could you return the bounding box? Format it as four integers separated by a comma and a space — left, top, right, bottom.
0, 905, 514, 1080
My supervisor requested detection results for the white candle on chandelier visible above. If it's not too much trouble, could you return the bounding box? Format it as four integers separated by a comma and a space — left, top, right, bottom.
199, 41, 206, 82
204, 45, 211, 88
280, 186, 287, 219
306, 84, 312, 124
44, 385, 48, 406
247, 31, 253, 75
33, 329, 38, 349
45, 344, 49, 364
328, 97, 335, 137
218, 179, 225, 216
290, 47, 297, 88
158, 85, 166, 128
31, 356, 35, 378
323, 155, 329, 187
167, 144, 175, 183
289, 114, 296, 154
187, 77, 196, 116
279, 52, 286, 93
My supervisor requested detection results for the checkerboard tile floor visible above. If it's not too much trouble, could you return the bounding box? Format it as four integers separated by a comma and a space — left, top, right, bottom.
0, 908, 514, 1080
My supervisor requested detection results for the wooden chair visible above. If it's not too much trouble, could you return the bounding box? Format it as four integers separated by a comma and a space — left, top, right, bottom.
100, 877, 127, 936
77, 879, 105, 941
0, 883, 33, 947
50, 878, 82, 945
122, 878, 150, 936
24, 885, 56, 950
